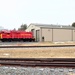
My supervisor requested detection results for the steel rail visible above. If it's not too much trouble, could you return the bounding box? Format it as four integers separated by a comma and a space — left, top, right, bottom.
0, 58, 75, 67
0, 45, 75, 48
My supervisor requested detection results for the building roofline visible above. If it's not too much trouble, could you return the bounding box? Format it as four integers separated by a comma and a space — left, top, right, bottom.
27, 23, 75, 29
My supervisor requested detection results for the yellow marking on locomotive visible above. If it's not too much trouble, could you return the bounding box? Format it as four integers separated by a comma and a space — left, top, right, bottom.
0, 34, 2, 39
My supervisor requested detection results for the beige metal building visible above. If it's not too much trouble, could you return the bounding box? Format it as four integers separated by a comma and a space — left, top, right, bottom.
26, 23, 75, 42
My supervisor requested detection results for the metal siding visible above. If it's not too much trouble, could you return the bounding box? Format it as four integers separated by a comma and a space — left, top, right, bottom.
41, 28, 52, 42
26, 24, 40, 32
26, 24, 40, 41
39, 28, 42, 42
31, 29, 35, 38
26, 24, 75, 42
73, 30, 75, 41
53, 29, 72, 41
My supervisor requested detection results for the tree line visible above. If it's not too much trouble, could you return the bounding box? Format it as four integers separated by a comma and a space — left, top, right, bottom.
13, 24, 27, 31
18, 24, 27, 31
72, 22, 75, 27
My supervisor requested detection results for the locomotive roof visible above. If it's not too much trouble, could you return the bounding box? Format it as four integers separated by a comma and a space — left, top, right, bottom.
0, 29, 10, 33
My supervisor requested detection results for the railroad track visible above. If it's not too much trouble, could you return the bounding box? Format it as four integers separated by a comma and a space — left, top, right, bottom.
0, 58, 75, 67
0, 45, 75, 48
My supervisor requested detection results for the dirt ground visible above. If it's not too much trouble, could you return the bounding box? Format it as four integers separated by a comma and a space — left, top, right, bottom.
0, 42, 75, 58
0, 47, 75, 58
16, 41, 75, 46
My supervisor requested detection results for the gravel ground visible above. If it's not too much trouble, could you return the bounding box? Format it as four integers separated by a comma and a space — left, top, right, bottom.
0, 41, 75, 46
0, 66, 75, 75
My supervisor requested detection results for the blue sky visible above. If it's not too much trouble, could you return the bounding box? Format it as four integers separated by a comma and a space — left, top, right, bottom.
0, 0, 75, 30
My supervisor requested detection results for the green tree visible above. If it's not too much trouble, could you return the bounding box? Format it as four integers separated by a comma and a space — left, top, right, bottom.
18, 24, 27, 31
72, 22, 75, 27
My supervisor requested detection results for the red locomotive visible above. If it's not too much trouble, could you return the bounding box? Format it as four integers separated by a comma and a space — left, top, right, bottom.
0, 30, 35, 42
